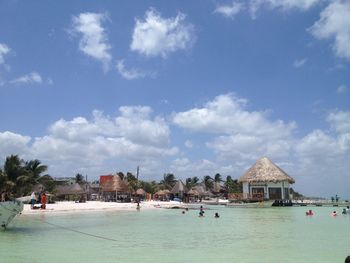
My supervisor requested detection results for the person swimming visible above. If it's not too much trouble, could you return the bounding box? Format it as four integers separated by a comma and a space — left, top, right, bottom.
214, 212, 220, 218
331, 211, 338, 216
342, 208, 347, 214
306, 209, 314, 216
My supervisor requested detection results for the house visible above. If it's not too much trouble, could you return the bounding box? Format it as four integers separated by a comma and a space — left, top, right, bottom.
238, 157, 295, 200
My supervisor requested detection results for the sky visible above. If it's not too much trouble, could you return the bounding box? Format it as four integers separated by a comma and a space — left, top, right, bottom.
0, 0, 349, 198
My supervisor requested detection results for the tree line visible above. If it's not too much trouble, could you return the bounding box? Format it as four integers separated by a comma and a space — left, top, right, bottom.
0, 155, 242, 198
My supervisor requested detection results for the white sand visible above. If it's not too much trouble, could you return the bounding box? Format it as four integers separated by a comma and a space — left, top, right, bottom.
22, 200, 187, 215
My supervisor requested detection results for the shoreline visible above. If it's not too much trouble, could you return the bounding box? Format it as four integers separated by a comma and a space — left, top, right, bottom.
21, 200, 188, 215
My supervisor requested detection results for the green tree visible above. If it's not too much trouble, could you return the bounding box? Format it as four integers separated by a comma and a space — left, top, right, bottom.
38, 175, 56, 193
140, 180, 158, 194
75, 173, 85, 184
160, 173, 176, 190
126, 172, 138, 192
185, 176, 199, 189
202, 175, 214, 191
1, 155, 50, 197
117, 172, 125, 180
225, 176, 242, 193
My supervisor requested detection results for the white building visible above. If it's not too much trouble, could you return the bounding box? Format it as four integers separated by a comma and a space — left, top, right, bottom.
238, 157, 295, 200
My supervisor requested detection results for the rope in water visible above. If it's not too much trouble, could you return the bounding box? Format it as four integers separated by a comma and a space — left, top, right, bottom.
31, 218, 119, 242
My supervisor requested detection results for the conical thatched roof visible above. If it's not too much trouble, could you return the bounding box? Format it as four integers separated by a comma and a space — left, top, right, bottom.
188, 189, 199, 196
155, 189, 170, 195
171, 180, 187, 194
100, 175, 129, 192
136, 188, 147, 195
238, 157, 295, 184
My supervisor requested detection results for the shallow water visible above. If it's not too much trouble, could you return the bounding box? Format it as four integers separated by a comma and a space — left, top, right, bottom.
1, 206, 349, 263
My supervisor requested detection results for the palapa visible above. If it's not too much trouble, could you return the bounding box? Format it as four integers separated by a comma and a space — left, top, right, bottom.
56, 183, 86, 196
171, 180, 187, 194
136, 188, 147, 195
187, 189, 199, 196
238, 157, 295, 184
100, 175, 129, 193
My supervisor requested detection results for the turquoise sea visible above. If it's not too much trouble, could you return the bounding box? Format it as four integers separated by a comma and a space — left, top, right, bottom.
1, 206, 349, 263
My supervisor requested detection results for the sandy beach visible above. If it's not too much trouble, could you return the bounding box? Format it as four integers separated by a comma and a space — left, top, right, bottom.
22, 200, 187, 215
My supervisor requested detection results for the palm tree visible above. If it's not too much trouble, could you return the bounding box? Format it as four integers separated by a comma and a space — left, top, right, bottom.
202, 175, 214, 191
126, 172, 138, 192
160, 173, 176, 190
1, 155, 51, 197
25, 160, 48, 180
185, 176, 199, 189
117, 172, 125, 180
214, 173, 223, 183
225, 176, 241, 193
75, 173, 84, 184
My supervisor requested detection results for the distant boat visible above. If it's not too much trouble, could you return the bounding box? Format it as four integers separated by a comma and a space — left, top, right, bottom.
0, 200, 24, 229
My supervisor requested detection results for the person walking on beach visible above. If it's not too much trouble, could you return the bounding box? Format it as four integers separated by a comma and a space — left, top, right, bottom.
30, 192, 36, 209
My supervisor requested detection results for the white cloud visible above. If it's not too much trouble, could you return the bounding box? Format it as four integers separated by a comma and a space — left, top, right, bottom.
0, 43, 10, 65
248, 0, 321, 19
214, 2, 244, 19
337, 84, 347, 94
72, 12, 112, 70
184, 140, 193, 148
116, 60, 146, 80
130, 8, 195, 57
173, 93, 296, 139
10, 72, 43, 84
293, 58, 308, 68
327, 110, 350, 134
0, 107, 178, 177
265, 0, 321, 10
310, 1, 350, 60
0, 131, 31, 160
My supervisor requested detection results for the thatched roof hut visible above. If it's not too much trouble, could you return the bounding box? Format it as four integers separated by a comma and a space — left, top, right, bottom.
136, 188, 147, 196
193, 185, 212, 197
188, 189, 199, 196
171, 180, 187, 194
56, 183, 86, 196
238, 157, 295, 184
100, 175, 129, 193
155, 189, 170, 196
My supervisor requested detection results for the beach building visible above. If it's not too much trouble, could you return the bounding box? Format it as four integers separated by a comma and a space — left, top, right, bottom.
238, 157, 295, 200
55, 183, 87, 201
99, 175, 130, 202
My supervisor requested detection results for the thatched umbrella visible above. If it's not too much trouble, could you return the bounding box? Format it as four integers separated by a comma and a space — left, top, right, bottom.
188, 189, 199, 196
238, 157, 295, 184
193, 185, 212, 197
171, 180, 187, 195
136, 188, 147, 196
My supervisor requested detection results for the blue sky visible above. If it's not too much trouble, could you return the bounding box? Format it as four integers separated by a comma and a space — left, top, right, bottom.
0, 0, 350, 198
